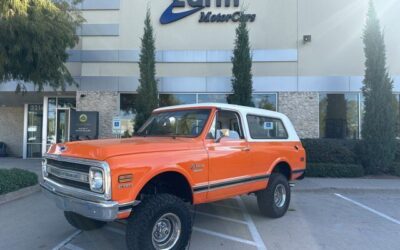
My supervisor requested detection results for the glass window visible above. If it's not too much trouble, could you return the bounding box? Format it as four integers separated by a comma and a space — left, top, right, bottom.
159, 94, 196, 107
198, 94, 229, 104
120, 94, 137, 138
252, 94, 277, 111
47, 98, 57, 145
27, 104, 43, 158
57, 98, 76, 109
319, 93, 359, 139
247, 115, 288, 139
207, 110, 244, 140
137, 109, 211, 137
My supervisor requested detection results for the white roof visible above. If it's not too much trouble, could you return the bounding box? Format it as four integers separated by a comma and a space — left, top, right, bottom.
154, 103, 285, 119
154, 103, 300, 141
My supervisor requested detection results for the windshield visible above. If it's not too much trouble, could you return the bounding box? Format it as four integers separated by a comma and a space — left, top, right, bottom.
137, 109, 211, 137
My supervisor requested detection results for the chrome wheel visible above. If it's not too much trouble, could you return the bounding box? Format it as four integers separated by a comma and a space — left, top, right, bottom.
274, 184, 287, 208
152, 213, 181, 250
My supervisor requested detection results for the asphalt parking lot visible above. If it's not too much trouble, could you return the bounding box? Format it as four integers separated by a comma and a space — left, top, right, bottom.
1, 186, 400, 250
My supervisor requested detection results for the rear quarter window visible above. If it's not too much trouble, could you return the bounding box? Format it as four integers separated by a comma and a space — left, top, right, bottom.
246, 115, 288, 139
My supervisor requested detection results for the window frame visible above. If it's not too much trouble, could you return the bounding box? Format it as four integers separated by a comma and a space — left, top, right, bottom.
206, 109, 245, 140
246, 114, 289, 140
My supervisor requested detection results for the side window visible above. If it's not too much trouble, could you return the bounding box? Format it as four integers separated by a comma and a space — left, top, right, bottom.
207, 110, 244, 140
247, 115, 288, 139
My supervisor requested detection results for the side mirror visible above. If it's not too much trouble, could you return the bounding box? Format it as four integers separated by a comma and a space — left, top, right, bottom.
215, 129, 230, 143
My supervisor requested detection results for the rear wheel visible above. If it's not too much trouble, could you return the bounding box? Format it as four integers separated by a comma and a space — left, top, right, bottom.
64, 211, 106, 231
256, 173, 291, 218
126, 194, 192, 250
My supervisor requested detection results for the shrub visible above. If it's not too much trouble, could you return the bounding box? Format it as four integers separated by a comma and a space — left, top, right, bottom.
395, 140, 400, 162
392, 162, 400, 177
306, 163, 364, 178
0, 168, 38, 195
301, 139, 359, 164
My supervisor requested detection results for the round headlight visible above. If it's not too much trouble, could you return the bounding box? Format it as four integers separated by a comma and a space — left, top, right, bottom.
90, 168, 104, 193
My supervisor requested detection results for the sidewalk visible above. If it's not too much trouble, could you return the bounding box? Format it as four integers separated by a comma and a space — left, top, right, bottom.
294, 177, 400, 192
0, 157, 41, 176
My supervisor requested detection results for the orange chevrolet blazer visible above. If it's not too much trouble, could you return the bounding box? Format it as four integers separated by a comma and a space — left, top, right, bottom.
41, 103, 306, 250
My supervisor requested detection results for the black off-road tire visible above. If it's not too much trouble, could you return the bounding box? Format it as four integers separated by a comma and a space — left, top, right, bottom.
64, 211, 106, 231
126, 194, 192, 250
256, 173, 291, 218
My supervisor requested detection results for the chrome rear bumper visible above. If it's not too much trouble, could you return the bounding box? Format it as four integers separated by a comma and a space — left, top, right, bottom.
41, 181, 136, 221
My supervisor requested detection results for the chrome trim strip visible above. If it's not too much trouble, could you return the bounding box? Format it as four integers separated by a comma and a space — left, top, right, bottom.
193, 173, 270, 193
47, 164, 89, 183
43, 177, 106, 202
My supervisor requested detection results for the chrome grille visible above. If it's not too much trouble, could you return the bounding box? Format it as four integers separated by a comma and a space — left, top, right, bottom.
43, 154, 112, 200
47, 165, 89, 183
45, 157, 92, 191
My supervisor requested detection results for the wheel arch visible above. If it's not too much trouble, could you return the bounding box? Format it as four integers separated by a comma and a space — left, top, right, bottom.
271, 161, 292, 180
136, 170, 194, 204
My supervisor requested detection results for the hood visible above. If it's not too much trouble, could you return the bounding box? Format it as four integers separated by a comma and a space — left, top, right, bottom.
47, 137, 197, 161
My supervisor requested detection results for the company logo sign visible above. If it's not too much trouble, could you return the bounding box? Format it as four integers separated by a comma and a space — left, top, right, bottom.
79, 114, 88, 123
160, 0, 256, 24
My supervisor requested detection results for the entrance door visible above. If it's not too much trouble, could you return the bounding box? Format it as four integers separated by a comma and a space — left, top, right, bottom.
56, 109, 70, 143
26, 104, 43, 158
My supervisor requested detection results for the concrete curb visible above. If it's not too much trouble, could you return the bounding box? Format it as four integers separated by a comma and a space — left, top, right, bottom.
0, 185, 40, 205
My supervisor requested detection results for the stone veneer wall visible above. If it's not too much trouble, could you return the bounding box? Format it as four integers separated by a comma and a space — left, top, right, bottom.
0, 107, 24, 156
76, 91, 119, 139
278, 92, 319, 138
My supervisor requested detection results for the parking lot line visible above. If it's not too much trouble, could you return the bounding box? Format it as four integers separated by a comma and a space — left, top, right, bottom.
64, 243, 85, 250
334, 193, 400, 226
236, 197, 267, 250
52, 230, 81, 250
193, 227, 259, 246
193, 210, 248, 225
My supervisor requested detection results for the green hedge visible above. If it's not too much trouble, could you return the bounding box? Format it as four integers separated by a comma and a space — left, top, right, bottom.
392, 162, 400, 177
395, 141, 400, 162
0, 168, 38, 195
301, 139, 359, 164
306, 163, 365, 178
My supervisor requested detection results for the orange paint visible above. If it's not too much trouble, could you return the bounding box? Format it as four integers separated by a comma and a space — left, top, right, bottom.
47, 105, 306, 219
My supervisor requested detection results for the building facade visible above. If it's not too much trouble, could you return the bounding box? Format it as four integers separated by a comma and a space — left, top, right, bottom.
0, 0, 399, 158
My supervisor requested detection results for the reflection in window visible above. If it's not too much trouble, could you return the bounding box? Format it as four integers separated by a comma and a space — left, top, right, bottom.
47, 98, 57, 145
252, 94, 277, 111
319, 93, 359, 139
159, 94, 196, 107
247, 115, 288, 139
198, 94, 229, 103
120, 94, 137, 137
27, 104, 43, 158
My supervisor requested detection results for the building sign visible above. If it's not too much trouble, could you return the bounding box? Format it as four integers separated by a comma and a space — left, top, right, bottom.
160, 0, 256, 24
70, 111, 99, 141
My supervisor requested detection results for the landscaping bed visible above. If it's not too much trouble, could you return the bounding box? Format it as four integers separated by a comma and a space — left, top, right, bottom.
0, 168, 38, 195
302, 138, 400, 177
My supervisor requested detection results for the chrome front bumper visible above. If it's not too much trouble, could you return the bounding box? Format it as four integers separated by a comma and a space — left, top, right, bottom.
41, 181, 136, 221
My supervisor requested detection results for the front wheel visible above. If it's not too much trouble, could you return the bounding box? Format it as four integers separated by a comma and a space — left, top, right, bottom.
256, 173, 291, 218
126, 194, 192, 250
